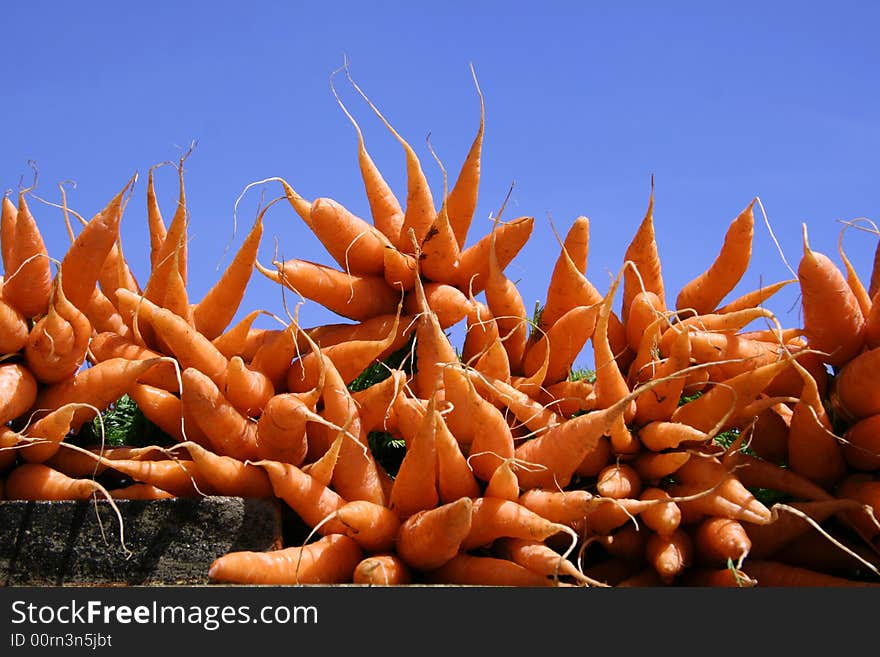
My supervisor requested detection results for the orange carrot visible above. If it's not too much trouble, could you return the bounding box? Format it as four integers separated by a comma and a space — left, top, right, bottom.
425, 552, 557, 586
35, 356, 172, 432
0, 362, 38, 425
831, 346, 880, 423
446, 64, 485, 249
58, 177, 134, 312
540, 215, 591, 330
596, 463, 642, 500
330, 70, 404, 244
402, 281, 471, 329
453, 215, 534, 296
5, 463, 110, 501
692, 516, 751, 567
843, 414, 880, 471
146, 165, 168, 270
484, 458, 520, 501
638, 487, 681, 536
2, 193, 52, 318
109, 483, 176, 499
208, 534, 363, 585
396, 496, 474, 571
622, 186, 666, 325
495, 537, 593, 585
307, 196, 394, 276
180, 367, 259, 461
345, 66, 436, 252
645, 527, 693, 584
798, 223, 866, 367
177, 441, 273, 498
353, 554, 412, 586
631, 450, 691, 483
485, 224, 529, 373
521, 304, 597, 386
191, 206, 265, 340
675, 199, 755, 316
461, 496, 572, 551
256, 257, 400, 322
88, 331, 180, 392
388, 393, 439, 519
741, 559, 879, 587
211, 310, 275, 360
223, 356, 274, 418
0, 294, 28, 354
433, 405, 481, 502
18, 403, 79, 464
715, 278, 797, 315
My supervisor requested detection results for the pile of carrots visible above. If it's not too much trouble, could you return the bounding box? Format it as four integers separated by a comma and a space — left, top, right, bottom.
2, 65, 880, 587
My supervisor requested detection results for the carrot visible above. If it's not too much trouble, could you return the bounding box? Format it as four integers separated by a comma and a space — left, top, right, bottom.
307, 197, 394, 277
539, 215, 591, 330
2, 193, 52, 318
42, 444, 167, 478
746, 401, 792, 464
191, 205, 265, 340
624, 290, 666, 356
675, 199, 755, 316
668, 454, 773, 525
118, 289, 230, 390
176, 441, 273, 498
631, 450, 691, 483
180, 367, 259, 461
744, 498, 866, 559
798, 223, 866, 367
208, 534, 364, 585
679, 567, 756, 587
622, 185, 666, 325
638, 487, 681, 536
88, 331, 180, 392
396, 496, 474, 571
353, 554, 412, 586
658, 306, 777, 357
461, 300, 498, 367
109, 483, 176, 500
158, 236, 194, 329
638, 421, 710, 452
0, 362, 38, 425
400, 283, 469, 331
590, 267, 638, 454
256, 393, 327, 465
521, 304, 597, 386
471, 371, 562, 435
671, 357, 792, 433
142, 155, 190, 305
495, 537, 594, 585
835, 474, 880, 541
425, 552, 558, 587
256, 257, 400, 322
301, 428, 345, 487
838, 222, 873, 319
485, 223, 529, 372
715, 278, 798, 315
388, 393, 439, 519
724, 451, 831, 502
351, 369, 406, 435
35, 356, 173, 432
434, 405, 481, 502
538, 378, 596, 419
830, 346, 880, 423
587, 524, 647, 562
786, 356, 846, 488
82, 287, 131, 338
596, 463, 642, 500
645, 527, 693, 584
461, 496, 572, 551
517, 488, 595, 531
633, 322, 691, 425
95, 456, 210, 497
285, 304, 402, 394
146, 165, 168, 270
772, 527, 880, 577
330, 69, 404, 244
420, 188, 461, 285
573, 435, 612, 478
5, 462, 112, 501
0, 194, 18, 278
223, 356, 274, 418
484, 458, 520, 501
446, 63, 485, 249
18, 403, 79, 464
866, 291, 880, 350
127, 383, 205, 445
58, 176, 134, 312
692, 517, 751, 567
843, 414, 880, 471
345, 65, 436, 252
0, 294, 28, 354
211, 309, 274, 360
453, 216, 534, 296
382, 247, 418, 293
409, 261, 460, 400
741, 559, 879, 587
461, 380, 516, 484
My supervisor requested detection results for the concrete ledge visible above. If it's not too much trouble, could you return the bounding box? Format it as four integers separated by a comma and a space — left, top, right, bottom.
0, 497, 283, 586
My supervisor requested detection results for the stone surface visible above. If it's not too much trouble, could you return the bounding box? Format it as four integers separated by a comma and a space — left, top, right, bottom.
0, 497, 283, 586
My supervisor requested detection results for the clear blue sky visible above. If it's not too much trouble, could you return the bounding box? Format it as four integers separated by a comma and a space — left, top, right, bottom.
3, 1, 878, 368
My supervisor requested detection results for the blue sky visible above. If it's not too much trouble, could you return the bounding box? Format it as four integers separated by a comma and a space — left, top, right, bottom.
3, 2, 878, 368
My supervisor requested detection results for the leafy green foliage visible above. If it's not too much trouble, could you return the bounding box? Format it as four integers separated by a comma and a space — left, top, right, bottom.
76, 394, 175, 448
347, 332, 416, 392
367, 431, 407, 478
569, 367, 596, 384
